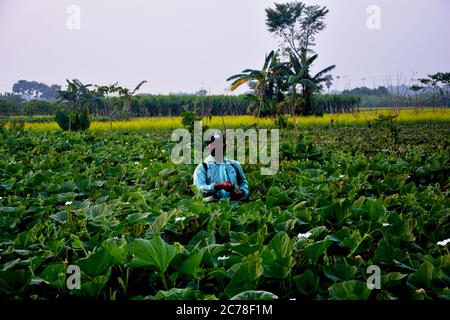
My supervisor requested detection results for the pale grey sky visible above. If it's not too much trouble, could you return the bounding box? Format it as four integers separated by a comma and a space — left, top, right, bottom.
0, 0, 449, 94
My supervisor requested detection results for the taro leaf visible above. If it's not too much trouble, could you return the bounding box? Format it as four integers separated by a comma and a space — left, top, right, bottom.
227, 243, 262, 256
323, 263, 358, 282
308, 226, 328, 240
328, 280, 372, 300
125, 212, 150, 225
302, 238, 332, 263
219, 221, 231, 237
381, 272, 407, 288
390, 219, 417, 242
177, 249, 204, 277
78, 246, 115, 277
152, 288, 196, 300
224, 255, 263, 298
50, 211, 68, 224
293, 270, 320, 295
230, 290, 278, 300
262, 232, 295, 279
40, 263, 66, 289
208, 268, 227, 283
0, 269, 31, 295
56, 192, 77, 204
149, 212, 172, 235
375, 239, 406, 265
363, 198, 386, 221
130, 236, 177, 273
407, 261, 445, 289
81, 268, 111, 299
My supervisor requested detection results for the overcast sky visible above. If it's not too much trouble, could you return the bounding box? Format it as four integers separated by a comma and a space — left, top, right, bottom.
1, 0, 449, 94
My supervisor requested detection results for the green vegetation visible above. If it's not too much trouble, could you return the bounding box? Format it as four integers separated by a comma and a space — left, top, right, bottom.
0, 121, 448, 300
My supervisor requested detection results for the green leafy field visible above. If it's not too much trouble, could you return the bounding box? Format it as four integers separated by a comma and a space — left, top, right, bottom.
0, 123, 449, 300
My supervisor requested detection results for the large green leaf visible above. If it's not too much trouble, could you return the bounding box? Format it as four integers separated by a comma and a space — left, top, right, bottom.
293, 270, 320, 295
323, 263, 357, 282
40, 263, 66, 289
302, 238, 332, 263
407, 261, 445, 289
231, 290, 278, 300
328, 280, 372, 300
176, 249, 204, 278
225, 255, 263, 298
262, 232, 295, 279
130, 236, 177, 273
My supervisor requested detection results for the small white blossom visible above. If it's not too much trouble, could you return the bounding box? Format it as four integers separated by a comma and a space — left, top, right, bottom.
175, 217, 186, 222
65, 201, 73, 206
382, 223, 391, 227
144, 167, 148, 170
218, 256, 230, 261
289, 298, 296, 301
339, 175, 345, 179
134, 162, 139, 165
161, 150, 166, 153
437, 238, 450, 246
146, 134, 150, 137
124, 202, 130, 205
0, 196, 3, 200
297, 231, 312, 239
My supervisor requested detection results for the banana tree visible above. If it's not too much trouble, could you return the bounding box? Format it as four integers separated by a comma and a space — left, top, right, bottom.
227, 51, 283, 118
288, 52, 335, 115
55, 79, 104, 131
116, 81, 147, 118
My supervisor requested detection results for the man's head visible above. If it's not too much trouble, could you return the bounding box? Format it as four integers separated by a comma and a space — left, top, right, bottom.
208, 132, 226, 161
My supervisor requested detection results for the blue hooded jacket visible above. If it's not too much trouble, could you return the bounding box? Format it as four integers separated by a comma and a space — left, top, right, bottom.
193, 155, 249, 200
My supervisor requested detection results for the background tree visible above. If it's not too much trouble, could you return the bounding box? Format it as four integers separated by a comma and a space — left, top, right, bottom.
412, 72, 450, 107
266, 1, 334, 115
227, 51, 282, 118
12, 80, 61, 100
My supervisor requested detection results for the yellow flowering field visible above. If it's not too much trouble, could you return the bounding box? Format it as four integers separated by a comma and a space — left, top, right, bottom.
19, 108, 450, 132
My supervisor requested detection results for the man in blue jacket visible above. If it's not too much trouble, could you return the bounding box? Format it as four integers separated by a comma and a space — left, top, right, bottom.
193, 132, 249, 201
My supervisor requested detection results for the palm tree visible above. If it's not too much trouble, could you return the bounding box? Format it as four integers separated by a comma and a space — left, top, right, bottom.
116, 80, 148, 117
287, 52, 335, 115
227, 51, 280, 118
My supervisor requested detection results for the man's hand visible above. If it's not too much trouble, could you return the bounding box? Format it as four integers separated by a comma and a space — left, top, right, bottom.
215, 182, 234, 192
230, 189, 244, 200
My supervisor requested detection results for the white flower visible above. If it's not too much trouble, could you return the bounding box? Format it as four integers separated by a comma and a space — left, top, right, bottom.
0, 196, 3, 200
289, 298, 296, 301
218, 256, 230, 261
338, 175, 345, 179
297, 231, 312, 239
146, 134, 150, 137
437, 238, 450, 246
175, 217, 186, 222
134, 162, 139, 165
382, 223, 391, 227
144, 167, 148, 170
161, 149, 166, 153
65, 201, 73, 206
124, 202, 130, 205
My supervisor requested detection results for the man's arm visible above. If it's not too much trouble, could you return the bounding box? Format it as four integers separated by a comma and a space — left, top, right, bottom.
233, 161, 249, 200
193, 164, 216, 194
